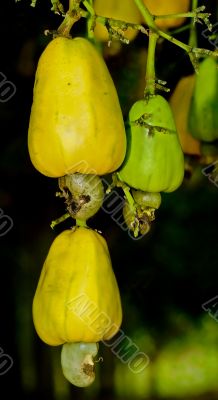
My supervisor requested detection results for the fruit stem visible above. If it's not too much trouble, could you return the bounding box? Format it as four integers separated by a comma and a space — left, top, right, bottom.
57, 12, 79, 37
83, 0, 96, 40
145, 30, 158, 96
134, 0, 157, 30
116, 173, 135, 211
189, 0, 198, 48
57, 0, 82, 36
134, 0, 216, 70
134, 0, 190, 52
188, 0, 199, 71
154, 10, 204, 21
170, 23, 192, 36
76, 219, 88, 227
83, 0, 94, 15
50, 213, 70, 229
69, 0, 82, 12
122, 186, 135, 210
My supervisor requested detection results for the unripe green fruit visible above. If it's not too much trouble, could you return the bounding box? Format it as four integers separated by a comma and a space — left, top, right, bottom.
119, 96, 184, 192
188, 57, 218, 143
132, 190, 161, 209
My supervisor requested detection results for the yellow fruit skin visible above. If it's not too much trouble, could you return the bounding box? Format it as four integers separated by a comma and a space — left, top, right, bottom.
93, 0, 141, 42
28, 37, 126, 177
143, 0, 190, 29
170, 75, 201, 156
32, 227, 122, 346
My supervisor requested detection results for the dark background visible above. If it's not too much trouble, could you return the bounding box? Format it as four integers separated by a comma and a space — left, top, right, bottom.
0, 1, 217, 399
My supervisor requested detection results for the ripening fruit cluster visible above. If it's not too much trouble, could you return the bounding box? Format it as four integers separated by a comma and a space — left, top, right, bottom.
28, 0, 210, 388
28, 36, 125, 387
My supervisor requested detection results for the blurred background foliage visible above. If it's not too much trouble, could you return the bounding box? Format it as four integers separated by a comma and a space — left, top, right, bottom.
0, 0, 218, 399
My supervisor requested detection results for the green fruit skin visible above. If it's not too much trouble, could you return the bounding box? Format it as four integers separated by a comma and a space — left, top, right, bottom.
188, 57, 218, 142
119, 96, 184, 193
132, 190, 161, 209
58, 173, 104, 220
